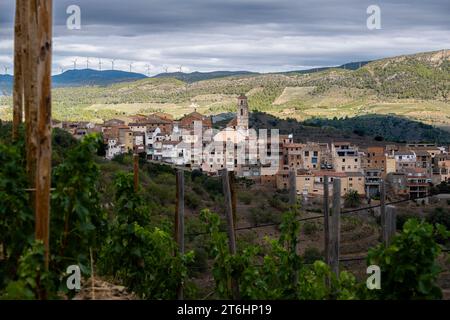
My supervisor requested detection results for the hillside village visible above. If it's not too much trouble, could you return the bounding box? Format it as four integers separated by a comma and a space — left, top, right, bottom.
54, 95, 450, 202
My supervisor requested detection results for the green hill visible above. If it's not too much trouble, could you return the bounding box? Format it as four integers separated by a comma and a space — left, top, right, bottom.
0, 50, 448, 131
303, 115, 450, 144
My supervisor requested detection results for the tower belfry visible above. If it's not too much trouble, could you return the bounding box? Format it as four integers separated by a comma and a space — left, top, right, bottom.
237, 94, 249, 131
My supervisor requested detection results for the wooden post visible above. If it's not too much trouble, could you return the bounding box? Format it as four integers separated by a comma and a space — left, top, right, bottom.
323, 176, 330, 265
34, 0, 53, 271
24, 0, 38, 191
221, 169, 240, 300
330, 178, 341, 278
12, 0, 25, 141
289, 169, 296, 206
288, 169, 299, 285
384, 205, 397, 246
90, 247, 95, 300
133, 153, 139, 192
175, 170, 185, 300
229, 171, 237, 229
380, 180, 386, 244
174, 172, 180, 246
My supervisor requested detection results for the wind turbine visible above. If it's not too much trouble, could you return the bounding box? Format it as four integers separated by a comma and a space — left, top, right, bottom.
178, 65, 183, 73
72, 59, 78, 70
145, 64, 151, 76
86, 57, 90, 69
163, 66, 169, 74
3, 66, 8, 74
129, 62, 133, 73
99, 58, 102, 71
111, 59, 116, 70
60, 67, 64, 74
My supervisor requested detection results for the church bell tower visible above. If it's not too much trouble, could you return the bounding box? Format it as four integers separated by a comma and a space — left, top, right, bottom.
237, 94, 249, 131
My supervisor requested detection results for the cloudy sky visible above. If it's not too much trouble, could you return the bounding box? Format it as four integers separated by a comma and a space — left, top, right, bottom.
0, 0, 449, 75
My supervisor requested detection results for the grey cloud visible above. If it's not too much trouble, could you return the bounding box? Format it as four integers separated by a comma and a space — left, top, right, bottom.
0, 0, 448, 74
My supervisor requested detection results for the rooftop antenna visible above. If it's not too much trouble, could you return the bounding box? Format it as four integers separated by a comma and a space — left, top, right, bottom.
111, 59, 116, 70
86, 57, 90, 69
129, 62, 133, 73
98, 58, 102, 71
72, 58, 77, 70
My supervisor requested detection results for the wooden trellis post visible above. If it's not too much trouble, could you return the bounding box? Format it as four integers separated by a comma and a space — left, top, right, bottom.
323, 176, 330, 265
12, 0, 25, 141
380, 180, 386, 226
24, 0, 38, 190
133, 153, 139, 192
383, 205, 397, 246
175, 170, 185, 300
221, 169, 240, 300
26, 0, 52, 270
330, 178, 341, 278
229, 171, 237, 229
380, 180, 387, 244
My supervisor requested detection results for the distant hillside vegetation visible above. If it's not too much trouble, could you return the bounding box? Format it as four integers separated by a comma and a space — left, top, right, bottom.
303, 115, 450, 144
301, 50, 449, 100
0, 69, 148, 94
53, 69, 148, 87
152, 71, 258, 83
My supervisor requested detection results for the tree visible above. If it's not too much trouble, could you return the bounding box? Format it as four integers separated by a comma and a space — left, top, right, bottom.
344, 190, 361, 208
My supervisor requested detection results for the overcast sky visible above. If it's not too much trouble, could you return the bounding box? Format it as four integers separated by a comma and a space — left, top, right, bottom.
0, 0, 449, 75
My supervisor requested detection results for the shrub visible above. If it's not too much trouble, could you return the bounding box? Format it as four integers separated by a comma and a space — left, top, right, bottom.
396, 212, 422, 230
99, 173, 193, 299
303, 222, 319, 236
238, 192, 252, 205
367, 219, 450, 300
186, 193, 201, 210
249, 207, 282, 227
344, 190, 361, 208
302, 247, 323, 264
427, 207, 450, 229
188, 248, 208, 276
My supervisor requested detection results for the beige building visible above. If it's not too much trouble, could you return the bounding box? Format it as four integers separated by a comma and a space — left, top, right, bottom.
332, 142, 362, 173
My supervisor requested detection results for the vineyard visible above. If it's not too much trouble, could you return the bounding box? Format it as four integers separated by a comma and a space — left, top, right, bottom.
0, 124, 449, 300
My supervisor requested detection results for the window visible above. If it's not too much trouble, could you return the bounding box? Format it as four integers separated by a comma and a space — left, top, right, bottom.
305, 151, 310, 157
355, 158, 358, 162
314, 151, 318, 157
342, 158, 346, 162
241, 109, 244, 116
